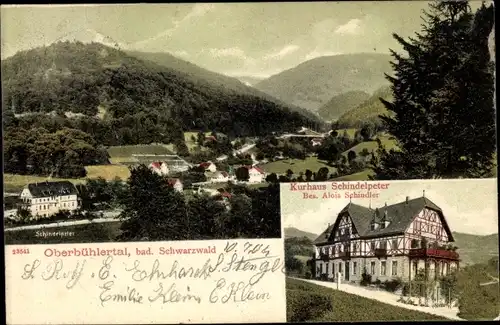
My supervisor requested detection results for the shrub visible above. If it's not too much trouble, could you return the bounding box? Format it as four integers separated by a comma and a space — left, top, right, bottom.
305, 271, 312, 279
374, 278, 382, 286
384, 278, 403, 292
320, 273, 328, 281
286, 289, 333, 322
360, 269, 372, 286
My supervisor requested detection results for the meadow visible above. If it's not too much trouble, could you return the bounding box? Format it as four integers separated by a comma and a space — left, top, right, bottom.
260, 156, 336, 176
286, 278, 448, 322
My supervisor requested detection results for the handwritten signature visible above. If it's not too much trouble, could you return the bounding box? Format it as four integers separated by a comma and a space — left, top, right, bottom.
19, 241, 285, 306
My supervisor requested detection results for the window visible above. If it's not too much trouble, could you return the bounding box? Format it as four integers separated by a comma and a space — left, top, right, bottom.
339, 262, 343, 274
332, 263, 335, 275
392, 261, 398, 276
326, 263, 329, 275
381, 261, 387, 276
370, 242, 375, 251
370, 261, 376, 275
392, 239, 398, 250
353, 262, 357, 275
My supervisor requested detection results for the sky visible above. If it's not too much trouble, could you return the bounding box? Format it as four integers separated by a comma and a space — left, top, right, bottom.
281, 179, 498, 236
1, 2, 490, 79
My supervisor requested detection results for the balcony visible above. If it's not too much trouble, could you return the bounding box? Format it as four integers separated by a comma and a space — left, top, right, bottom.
319, 252, 330, 261
409, 248, 459, 260
374, 248, 387, 258
338, 251, 351, 260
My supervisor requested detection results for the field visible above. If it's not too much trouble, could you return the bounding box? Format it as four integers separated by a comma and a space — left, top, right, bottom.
333, 169, 374, 181
107, 144, 174, 157
3, 174, 86, 193
342, 135, 398, 157
85, 165, 131, 181
336, 128, 358, 139
184, 131, 211, 152
260, 157, 335, 175
4, 221, 123, 245
286, 278, 448, 322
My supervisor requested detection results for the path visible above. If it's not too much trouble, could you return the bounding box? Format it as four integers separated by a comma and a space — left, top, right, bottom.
291, 277, 463, 321
5, 210, 122, 232
217, 143, 256, 161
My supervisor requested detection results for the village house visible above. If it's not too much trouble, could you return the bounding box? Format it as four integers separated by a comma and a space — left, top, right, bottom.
313, 195, 459, 285
245, 165, 266, 183
199, 161, 217, 173
207, 171, 231, 183
19, 181, 80, 218
311, 138, 323, 146
149, 161, 169, 176
167, 178, 183, 192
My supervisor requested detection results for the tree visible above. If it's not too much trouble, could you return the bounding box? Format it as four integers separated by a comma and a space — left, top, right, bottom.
347, 150, 357, 163
265, 172, 279, 183
187, 194, 227, 239
305, 169, 313, 181
371, 1, 495, 180
286, 169, 294, 179
235, 166, 250, 182
226, 194, 253, 238
118, 164, 189, 241
315, 167, 329, 181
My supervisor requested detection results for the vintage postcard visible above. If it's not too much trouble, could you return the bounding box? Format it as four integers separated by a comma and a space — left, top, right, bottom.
2, 1, 497, 324
282, 179, 499, 322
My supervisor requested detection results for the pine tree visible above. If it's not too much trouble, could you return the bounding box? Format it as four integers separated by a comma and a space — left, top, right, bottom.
371, 1, 495, 179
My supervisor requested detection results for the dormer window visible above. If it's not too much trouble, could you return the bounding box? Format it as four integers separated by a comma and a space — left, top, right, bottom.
371, 222, 379, 230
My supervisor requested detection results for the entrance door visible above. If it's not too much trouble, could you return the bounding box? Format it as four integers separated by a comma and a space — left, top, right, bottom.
345, 261, 350, 281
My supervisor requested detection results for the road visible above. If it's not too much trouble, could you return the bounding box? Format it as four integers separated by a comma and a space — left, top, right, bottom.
217, 143, 256, 161
4, 210, 122, 232
290, 278, 463, 321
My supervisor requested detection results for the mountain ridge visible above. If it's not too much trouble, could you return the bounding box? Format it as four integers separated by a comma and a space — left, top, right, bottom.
254, 53, 393, 111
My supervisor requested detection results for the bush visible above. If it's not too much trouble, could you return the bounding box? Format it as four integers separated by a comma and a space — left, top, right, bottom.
374, 279, 382, 286
384, 278, 403, 292
360, 270, 372, 286
286, 289, 333, 322
305, 271, 312, 279
320, 273, 328, 281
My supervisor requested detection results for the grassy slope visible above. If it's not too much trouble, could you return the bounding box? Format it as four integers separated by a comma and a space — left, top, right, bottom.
260, 157, 335, 175
337, 85, 393, 128
284, 227, 318, 241
318, 90, 371, 121
286, 278, 448, 321
107, 145, 174, 157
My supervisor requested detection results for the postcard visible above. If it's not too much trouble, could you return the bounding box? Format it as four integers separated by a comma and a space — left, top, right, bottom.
2, 1, 497, 324
282, 179, 499, 322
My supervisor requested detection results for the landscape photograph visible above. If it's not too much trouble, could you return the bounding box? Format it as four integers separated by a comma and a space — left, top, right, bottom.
282, 179, 499, 321
2, 0, 496, 246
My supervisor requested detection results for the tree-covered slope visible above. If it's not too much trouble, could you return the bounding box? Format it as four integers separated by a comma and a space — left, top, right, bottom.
318, 90, 370, 121
254, 53, 392, 111
1, 41, 321, 136
126, 50, 321, 122
336, 86, 393, 128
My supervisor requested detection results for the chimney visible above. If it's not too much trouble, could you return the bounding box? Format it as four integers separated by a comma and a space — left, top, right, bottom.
406, 196, 409, 204
423, 190, 426, 198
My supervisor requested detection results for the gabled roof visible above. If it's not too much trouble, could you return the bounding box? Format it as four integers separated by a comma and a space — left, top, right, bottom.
26, 181, 78, 198
150, 161, 165, 169
245, 165, 265, 174
167, 178, 181, 186
313, 196, 453, 245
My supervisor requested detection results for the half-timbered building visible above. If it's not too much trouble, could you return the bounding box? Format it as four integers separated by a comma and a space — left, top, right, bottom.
313, 195, 460, 284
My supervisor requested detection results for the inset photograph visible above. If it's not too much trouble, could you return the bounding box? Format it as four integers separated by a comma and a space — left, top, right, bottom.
282, 179, 498, 322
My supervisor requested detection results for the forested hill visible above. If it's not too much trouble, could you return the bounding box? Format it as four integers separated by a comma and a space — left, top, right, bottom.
126, 50, 320, 121
1, 41, 322, 136
254, 53, 392, 111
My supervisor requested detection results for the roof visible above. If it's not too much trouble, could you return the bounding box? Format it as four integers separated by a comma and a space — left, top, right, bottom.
245, 165, 265, 174
200, 162, 214, 168
314, 196, 453, 245
150, 162, 162, 169
26, 181, 78, 198
205, 135, 217, 141
167, 178, 181, 186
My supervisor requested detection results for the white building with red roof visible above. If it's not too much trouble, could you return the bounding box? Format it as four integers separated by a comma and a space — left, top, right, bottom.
149, 161, 169, 176
246, 165, 266, 183
199, 161, 217, 172
166, 178, 183, 192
